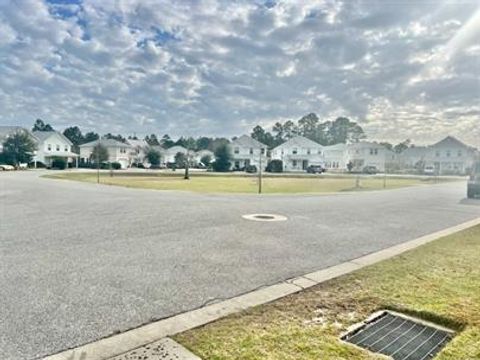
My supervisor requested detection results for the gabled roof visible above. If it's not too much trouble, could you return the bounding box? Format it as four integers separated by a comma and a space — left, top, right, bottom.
273, 136, 321, 150
323, 143, 347, 150
32, 130, 73, 146
431, 136, 473, 150
165, 145, 188, 153
79, 138, 132, 148
231, 135, 266, 148
126, 139, 148, 148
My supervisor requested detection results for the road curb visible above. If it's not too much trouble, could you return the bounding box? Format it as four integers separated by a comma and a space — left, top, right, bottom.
42, 216, 480, 360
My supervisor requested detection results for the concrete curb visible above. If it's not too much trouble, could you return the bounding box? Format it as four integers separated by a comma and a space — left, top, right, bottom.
43, 216, 480, 360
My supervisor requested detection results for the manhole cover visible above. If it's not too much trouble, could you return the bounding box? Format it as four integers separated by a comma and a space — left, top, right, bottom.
242, 213, 287, 222
341, 311, 454, 360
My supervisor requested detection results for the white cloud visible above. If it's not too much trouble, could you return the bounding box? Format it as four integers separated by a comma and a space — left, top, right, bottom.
0, 0, 478, 148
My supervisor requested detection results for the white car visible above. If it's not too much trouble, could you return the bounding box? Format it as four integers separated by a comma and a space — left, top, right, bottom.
424, 165, 435, 175
0, 164, 15, 171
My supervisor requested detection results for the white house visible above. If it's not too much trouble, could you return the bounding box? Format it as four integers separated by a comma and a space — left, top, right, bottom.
163, 145, 188, 165
126, 138, 149, 165
230, 135, 267, 170
345, 141, 395, 172
271, 136, 323, 171
32, 131, 78, 168
323, 143, 348, 171
424, 136, 477, 175
79, 139, 132, 169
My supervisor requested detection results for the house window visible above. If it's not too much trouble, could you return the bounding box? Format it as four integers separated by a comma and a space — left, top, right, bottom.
318, 149, 322, 155
436, 151, 440, 157
292, 160, 297, 167
64, 145, 68, 152
307, 148, 311, 155
458, 150, 462, 157
249, 148, 253, 155
234, 147, 239, 154
56, 145, 60, 151
261, 148, 265, 155
446, 150, 451, 157
48, 144, 51, 151
292, 148, 298, 155
281, 149, 284, 155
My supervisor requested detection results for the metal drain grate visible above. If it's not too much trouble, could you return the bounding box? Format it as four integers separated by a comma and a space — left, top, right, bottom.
342, 311, 453, 360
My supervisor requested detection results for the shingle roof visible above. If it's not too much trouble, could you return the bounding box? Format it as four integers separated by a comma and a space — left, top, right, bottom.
32, 130, 73, 146
165, 145, 188, 153
80, 138, 132, 148
431, 136, 473, 150
232, 135, 266, 148
273, 136, 321, 150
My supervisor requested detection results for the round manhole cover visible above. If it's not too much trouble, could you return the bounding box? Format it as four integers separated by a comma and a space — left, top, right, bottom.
242, 213, 288, 222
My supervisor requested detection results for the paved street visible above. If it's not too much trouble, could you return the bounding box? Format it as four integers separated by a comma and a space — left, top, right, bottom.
1, 171, 479, 360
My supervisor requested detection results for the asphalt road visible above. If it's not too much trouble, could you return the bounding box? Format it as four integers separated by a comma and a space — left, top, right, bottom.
1, 171, 479, 360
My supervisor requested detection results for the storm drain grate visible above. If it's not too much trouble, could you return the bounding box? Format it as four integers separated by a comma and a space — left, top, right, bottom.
342, 311, 454, 360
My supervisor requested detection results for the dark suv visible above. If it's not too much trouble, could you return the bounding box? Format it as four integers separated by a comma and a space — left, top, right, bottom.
467, 161, 480, 199
306, 165, 325, 174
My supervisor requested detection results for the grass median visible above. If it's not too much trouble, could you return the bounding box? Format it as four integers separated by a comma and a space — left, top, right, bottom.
175, 225, 480, 359
44, 172, 440, 194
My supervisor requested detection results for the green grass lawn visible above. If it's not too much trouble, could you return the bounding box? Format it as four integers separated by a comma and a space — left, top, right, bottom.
44, 172, 438, 194
175, 225, 480, 359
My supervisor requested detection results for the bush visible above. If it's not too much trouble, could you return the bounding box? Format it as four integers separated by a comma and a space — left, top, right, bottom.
245, 165, 257, 173
51, 157, 67, 170
266, 159, 283, 173
111, 162, 122, 170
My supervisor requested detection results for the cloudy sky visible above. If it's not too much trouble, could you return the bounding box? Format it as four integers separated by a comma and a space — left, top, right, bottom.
0, 0, 479, 146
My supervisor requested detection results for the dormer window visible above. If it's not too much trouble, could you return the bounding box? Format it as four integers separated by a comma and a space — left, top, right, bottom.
48, 144, 51, 151
234, 147, 239, 154
249, 148, 253, 155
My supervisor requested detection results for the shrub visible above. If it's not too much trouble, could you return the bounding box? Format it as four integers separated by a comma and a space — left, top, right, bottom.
266, 159, 283, 173
51, 157, 67, 170
111, 162, 122, 170
245, 165, 257, 173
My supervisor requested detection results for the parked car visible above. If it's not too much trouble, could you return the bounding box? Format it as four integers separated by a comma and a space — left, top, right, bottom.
467, 161, 480, 199
306, 165, 325, 174
424, 165, 435, 175
362, 165, 378, 174
0, 164, 15, 171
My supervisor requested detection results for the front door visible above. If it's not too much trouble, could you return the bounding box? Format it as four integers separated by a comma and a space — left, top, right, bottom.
302, 160, 308, 170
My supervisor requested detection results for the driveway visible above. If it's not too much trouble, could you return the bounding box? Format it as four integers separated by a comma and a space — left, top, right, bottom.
1, 171, 479, 359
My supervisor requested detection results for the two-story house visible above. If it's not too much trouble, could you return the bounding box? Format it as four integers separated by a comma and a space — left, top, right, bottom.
230, 135, 267, 170
271, 136, 323, 171
79, 139, 132, 169
424, 136, 477, 175
126, 138, 149, 166
32, 131, 78, 168
346, 142, 396, 172
323, 143, 348, 171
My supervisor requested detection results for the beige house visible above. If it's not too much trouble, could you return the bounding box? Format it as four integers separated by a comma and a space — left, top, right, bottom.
79, 139, 132, 169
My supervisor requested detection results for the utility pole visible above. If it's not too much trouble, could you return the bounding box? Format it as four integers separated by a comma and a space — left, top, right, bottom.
258, 151, 263, 194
